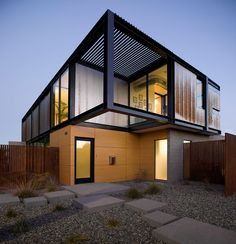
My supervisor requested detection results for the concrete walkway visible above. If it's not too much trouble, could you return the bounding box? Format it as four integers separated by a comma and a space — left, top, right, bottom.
63, 182, 130, 197
153, 217, 236, 244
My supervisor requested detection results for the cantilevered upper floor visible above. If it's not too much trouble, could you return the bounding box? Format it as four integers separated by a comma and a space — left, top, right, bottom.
22, 10, 221, 143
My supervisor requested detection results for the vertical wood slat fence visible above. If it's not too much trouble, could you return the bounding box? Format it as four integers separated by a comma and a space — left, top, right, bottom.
0, 145, 59, 186
183, 133, 236, 197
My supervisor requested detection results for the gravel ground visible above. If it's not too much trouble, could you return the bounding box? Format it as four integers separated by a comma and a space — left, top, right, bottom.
118, 181, 236, 231
0, 200, 161, 244
0, 181, 235, 243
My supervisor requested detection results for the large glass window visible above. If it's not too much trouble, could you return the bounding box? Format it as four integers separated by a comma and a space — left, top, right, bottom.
40, 92, 50, 133
53, 80, 59, 126
25, 115, 32, 141
130, 75, 147, 111
32, 106, 39, 138
75, 64, 103, 116
60, 69, 69, 122
114, 77, 128, 106
148, 65, 168, 115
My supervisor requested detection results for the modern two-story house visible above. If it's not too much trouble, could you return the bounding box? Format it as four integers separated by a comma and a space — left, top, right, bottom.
21, 10, 221, 185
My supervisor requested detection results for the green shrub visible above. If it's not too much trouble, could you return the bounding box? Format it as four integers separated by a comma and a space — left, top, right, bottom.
12, 218, 29, 234
5, 208, 17, 218
53, 204, 66, 212
144, 183, 160, 195
66, 233, 90, 243
126, 188, 143, 199
107, 217, 120, 228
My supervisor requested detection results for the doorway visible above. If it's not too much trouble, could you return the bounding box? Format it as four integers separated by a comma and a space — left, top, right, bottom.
75, 137, 94, 184
155, 139, 167, 180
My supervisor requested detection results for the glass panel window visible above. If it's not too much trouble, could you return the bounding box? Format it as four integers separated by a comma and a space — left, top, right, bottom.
25, 115, 32, 141
196, 79, 203, 108
53, 80, 59, 126
75, 64, 103, 115
60, 69, 69, 122
32, 106, 39, 138
130, 75, 147, 111
40, 92, 50, 133
148, 65, 168, 115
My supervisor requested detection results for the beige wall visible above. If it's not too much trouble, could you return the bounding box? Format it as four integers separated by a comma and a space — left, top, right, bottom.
50, 125, 219, 185
139, 130, 168, 180
50, 125, 140, 185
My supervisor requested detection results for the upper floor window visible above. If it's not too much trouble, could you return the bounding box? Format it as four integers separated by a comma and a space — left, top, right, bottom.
52, 68, 69, 126
196, 78, 204, 109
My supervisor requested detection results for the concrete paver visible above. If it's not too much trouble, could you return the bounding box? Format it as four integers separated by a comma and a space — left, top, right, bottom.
125, 198, 166, 213
143, 210, 178, 227
23, 196, 47, 208
44, 190, 75, 204
63, 183, 130, 197
73, 194, 124, 211
0, 194, 20, 206
153, 217, 236, 244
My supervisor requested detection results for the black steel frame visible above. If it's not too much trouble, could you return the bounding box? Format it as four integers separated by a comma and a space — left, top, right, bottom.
22, 9, 221, 144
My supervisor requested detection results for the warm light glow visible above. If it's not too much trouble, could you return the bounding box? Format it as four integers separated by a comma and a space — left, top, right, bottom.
76, 140, 91, 178
155, 139, 167, 180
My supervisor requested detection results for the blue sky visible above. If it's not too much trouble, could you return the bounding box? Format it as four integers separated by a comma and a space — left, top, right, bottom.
0, 0, 235, 144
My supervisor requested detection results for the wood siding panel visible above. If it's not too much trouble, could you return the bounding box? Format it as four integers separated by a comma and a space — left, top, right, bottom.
225, 133, 236, 197
208, 85, 220, 130
175, 62, 205, 126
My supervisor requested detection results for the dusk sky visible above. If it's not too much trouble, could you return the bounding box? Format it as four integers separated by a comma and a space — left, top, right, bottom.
0, 0, 235, 144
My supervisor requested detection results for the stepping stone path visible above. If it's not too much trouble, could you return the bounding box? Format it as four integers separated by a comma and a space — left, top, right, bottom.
153, 217, 236, 244
44, 190, 75, 204
0, 194, 20, 207
73, 194, 124, 211
143, 210, 178, 227
24, 196, 47, 208
63, 182, 130, 197
125, 198, 166, 213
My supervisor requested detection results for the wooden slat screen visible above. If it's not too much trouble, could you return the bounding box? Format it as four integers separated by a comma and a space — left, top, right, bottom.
225, 133, 236, 197
0, 145, 59, 186
175, 62, 205, 126
187, 140, 225, 184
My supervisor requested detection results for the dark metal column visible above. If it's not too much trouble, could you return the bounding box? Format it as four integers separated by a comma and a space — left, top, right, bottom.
205, 77, 209, 131
69, 64, 76, 119
167, 57, 175, 122
104, 10, 114, 109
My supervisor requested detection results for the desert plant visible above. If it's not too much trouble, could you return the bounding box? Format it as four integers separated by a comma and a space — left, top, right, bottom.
46, 177, 59, 192
15, 178, 36, 199
31, 172, 50, 190
107, 217, 120, 228
144, 183, 160, 195
66, 233, 90, 243
53, 204, 66, 212
12, 218, 29, 234
5, 208, 17, 218
126, 188, 143, 199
